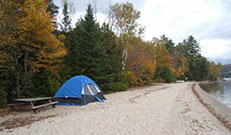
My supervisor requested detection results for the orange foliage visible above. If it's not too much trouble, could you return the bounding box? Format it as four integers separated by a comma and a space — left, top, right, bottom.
174, 66, 184, 77
125, 71, 145, 86
19, 0, 66, 76
147, 38, 176, 73
125, 38, 155, 86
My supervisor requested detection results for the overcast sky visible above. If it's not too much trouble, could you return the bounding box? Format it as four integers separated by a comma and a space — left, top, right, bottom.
54, 0, 231, 65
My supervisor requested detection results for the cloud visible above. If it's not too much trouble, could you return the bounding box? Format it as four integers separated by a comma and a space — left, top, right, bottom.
138, 0, 231, 64
54, 0, 145, 14
71, 12, 107, 27
139, 0, 231, 42
200, 39, 231, 64
54, 0, 231, 64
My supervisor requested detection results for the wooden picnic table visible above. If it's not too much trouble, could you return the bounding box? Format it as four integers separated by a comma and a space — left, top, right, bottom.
14, 97, 58, 113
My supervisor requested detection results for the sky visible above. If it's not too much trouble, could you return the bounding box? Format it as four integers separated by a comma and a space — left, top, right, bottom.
54, 0, 231, 65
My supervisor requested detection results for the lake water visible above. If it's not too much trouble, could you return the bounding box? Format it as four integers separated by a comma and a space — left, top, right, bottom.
199, 80, 231, 108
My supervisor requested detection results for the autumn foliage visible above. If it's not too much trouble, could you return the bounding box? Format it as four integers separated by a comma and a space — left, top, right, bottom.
0, 0, 66, 103
125, 38, 155, 85
19, 0, 66, 75
125, 37, 177, 85
0, 1, 224, 106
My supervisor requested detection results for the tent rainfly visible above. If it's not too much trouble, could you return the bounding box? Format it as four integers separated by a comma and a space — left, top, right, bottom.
53, 75, 105, 105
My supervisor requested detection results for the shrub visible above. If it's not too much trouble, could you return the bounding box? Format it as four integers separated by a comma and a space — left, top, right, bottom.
125, 71, 146, 86
159, 66, 176, 83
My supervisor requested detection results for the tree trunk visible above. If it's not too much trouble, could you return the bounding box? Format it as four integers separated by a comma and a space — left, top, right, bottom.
122, 48, 127, 70
121, 36, 128, 70
23, 51, 28, 94
14, 54, 20, 98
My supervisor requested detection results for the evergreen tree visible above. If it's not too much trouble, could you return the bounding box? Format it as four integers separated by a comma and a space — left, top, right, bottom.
63, 23, 79, 77
159, 66, 176, 83
160, 34, 175, 53
180, 35, 209, 81
192, 56, 209, 81
46, 0, 59, 18
101, 23, 128, 91
46, 0, 59, 32
184, 35, 200, 58
59, 0, 73, 83
60, 0, 72, 33
67, 4, 113, 92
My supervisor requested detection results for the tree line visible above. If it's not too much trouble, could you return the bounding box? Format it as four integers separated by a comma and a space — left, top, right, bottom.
0, 0, 223, 106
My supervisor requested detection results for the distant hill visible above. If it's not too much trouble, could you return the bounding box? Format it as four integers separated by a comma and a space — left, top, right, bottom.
221, 64, 231, 78
222, 64, 231, 72
224, 64, 231, 67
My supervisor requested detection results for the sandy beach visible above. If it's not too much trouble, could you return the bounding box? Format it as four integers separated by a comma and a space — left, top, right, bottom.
0, 82, 230, 135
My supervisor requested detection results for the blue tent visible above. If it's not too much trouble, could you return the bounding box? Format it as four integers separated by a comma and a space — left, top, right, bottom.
53, 75, 105, 105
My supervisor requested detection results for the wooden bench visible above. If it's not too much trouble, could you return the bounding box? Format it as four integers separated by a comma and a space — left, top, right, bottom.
32, 101, 58, 113
14, 97, 58, 113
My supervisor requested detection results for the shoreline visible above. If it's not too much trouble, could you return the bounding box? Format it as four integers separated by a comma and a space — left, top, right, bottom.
194, 83, 231, 130
199, 81, 231, 108
0, 82, 230, 134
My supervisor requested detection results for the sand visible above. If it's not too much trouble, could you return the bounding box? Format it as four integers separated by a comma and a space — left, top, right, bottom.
0, 82, 230, 135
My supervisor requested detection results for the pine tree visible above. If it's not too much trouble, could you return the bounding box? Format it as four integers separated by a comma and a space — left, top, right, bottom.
160, 34, 175, 53
184, 35, 200, 58
46, 0, 59, 18
60, 0, 72, 33
192, 56, 209, 81
101, 23, 128, 91
59, 0, 73, 83
46, 0, 59, 28
67, 4, 113, 91
159, 66, 176, 83
180, 35, 209, 81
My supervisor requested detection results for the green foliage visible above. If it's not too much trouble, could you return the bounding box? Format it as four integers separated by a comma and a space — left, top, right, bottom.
208, 62, 223, 81
0, 73, 8, 106
30, 70, 51, 97
159, 66, 176, 83
46, 0, 59, 18
178, 35, 210, 81
101, 23, 128, 91
160, 34, 175, 53
101, 23, 123, 80
0, 88, 7, 107
64, 4, 114, 92
183, 35, 200, 58
192, 56, 209, 81
60, 0, 72, 33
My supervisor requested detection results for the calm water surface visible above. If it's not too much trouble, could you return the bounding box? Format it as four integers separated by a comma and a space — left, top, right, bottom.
199, 80, 231, 108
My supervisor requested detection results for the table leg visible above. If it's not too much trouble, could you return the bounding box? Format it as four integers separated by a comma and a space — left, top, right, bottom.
49, 99, 56, 108
30, 102, 38, 114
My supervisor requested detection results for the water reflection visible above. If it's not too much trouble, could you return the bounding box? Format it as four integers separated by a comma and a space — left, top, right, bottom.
199, 81, 231, 108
